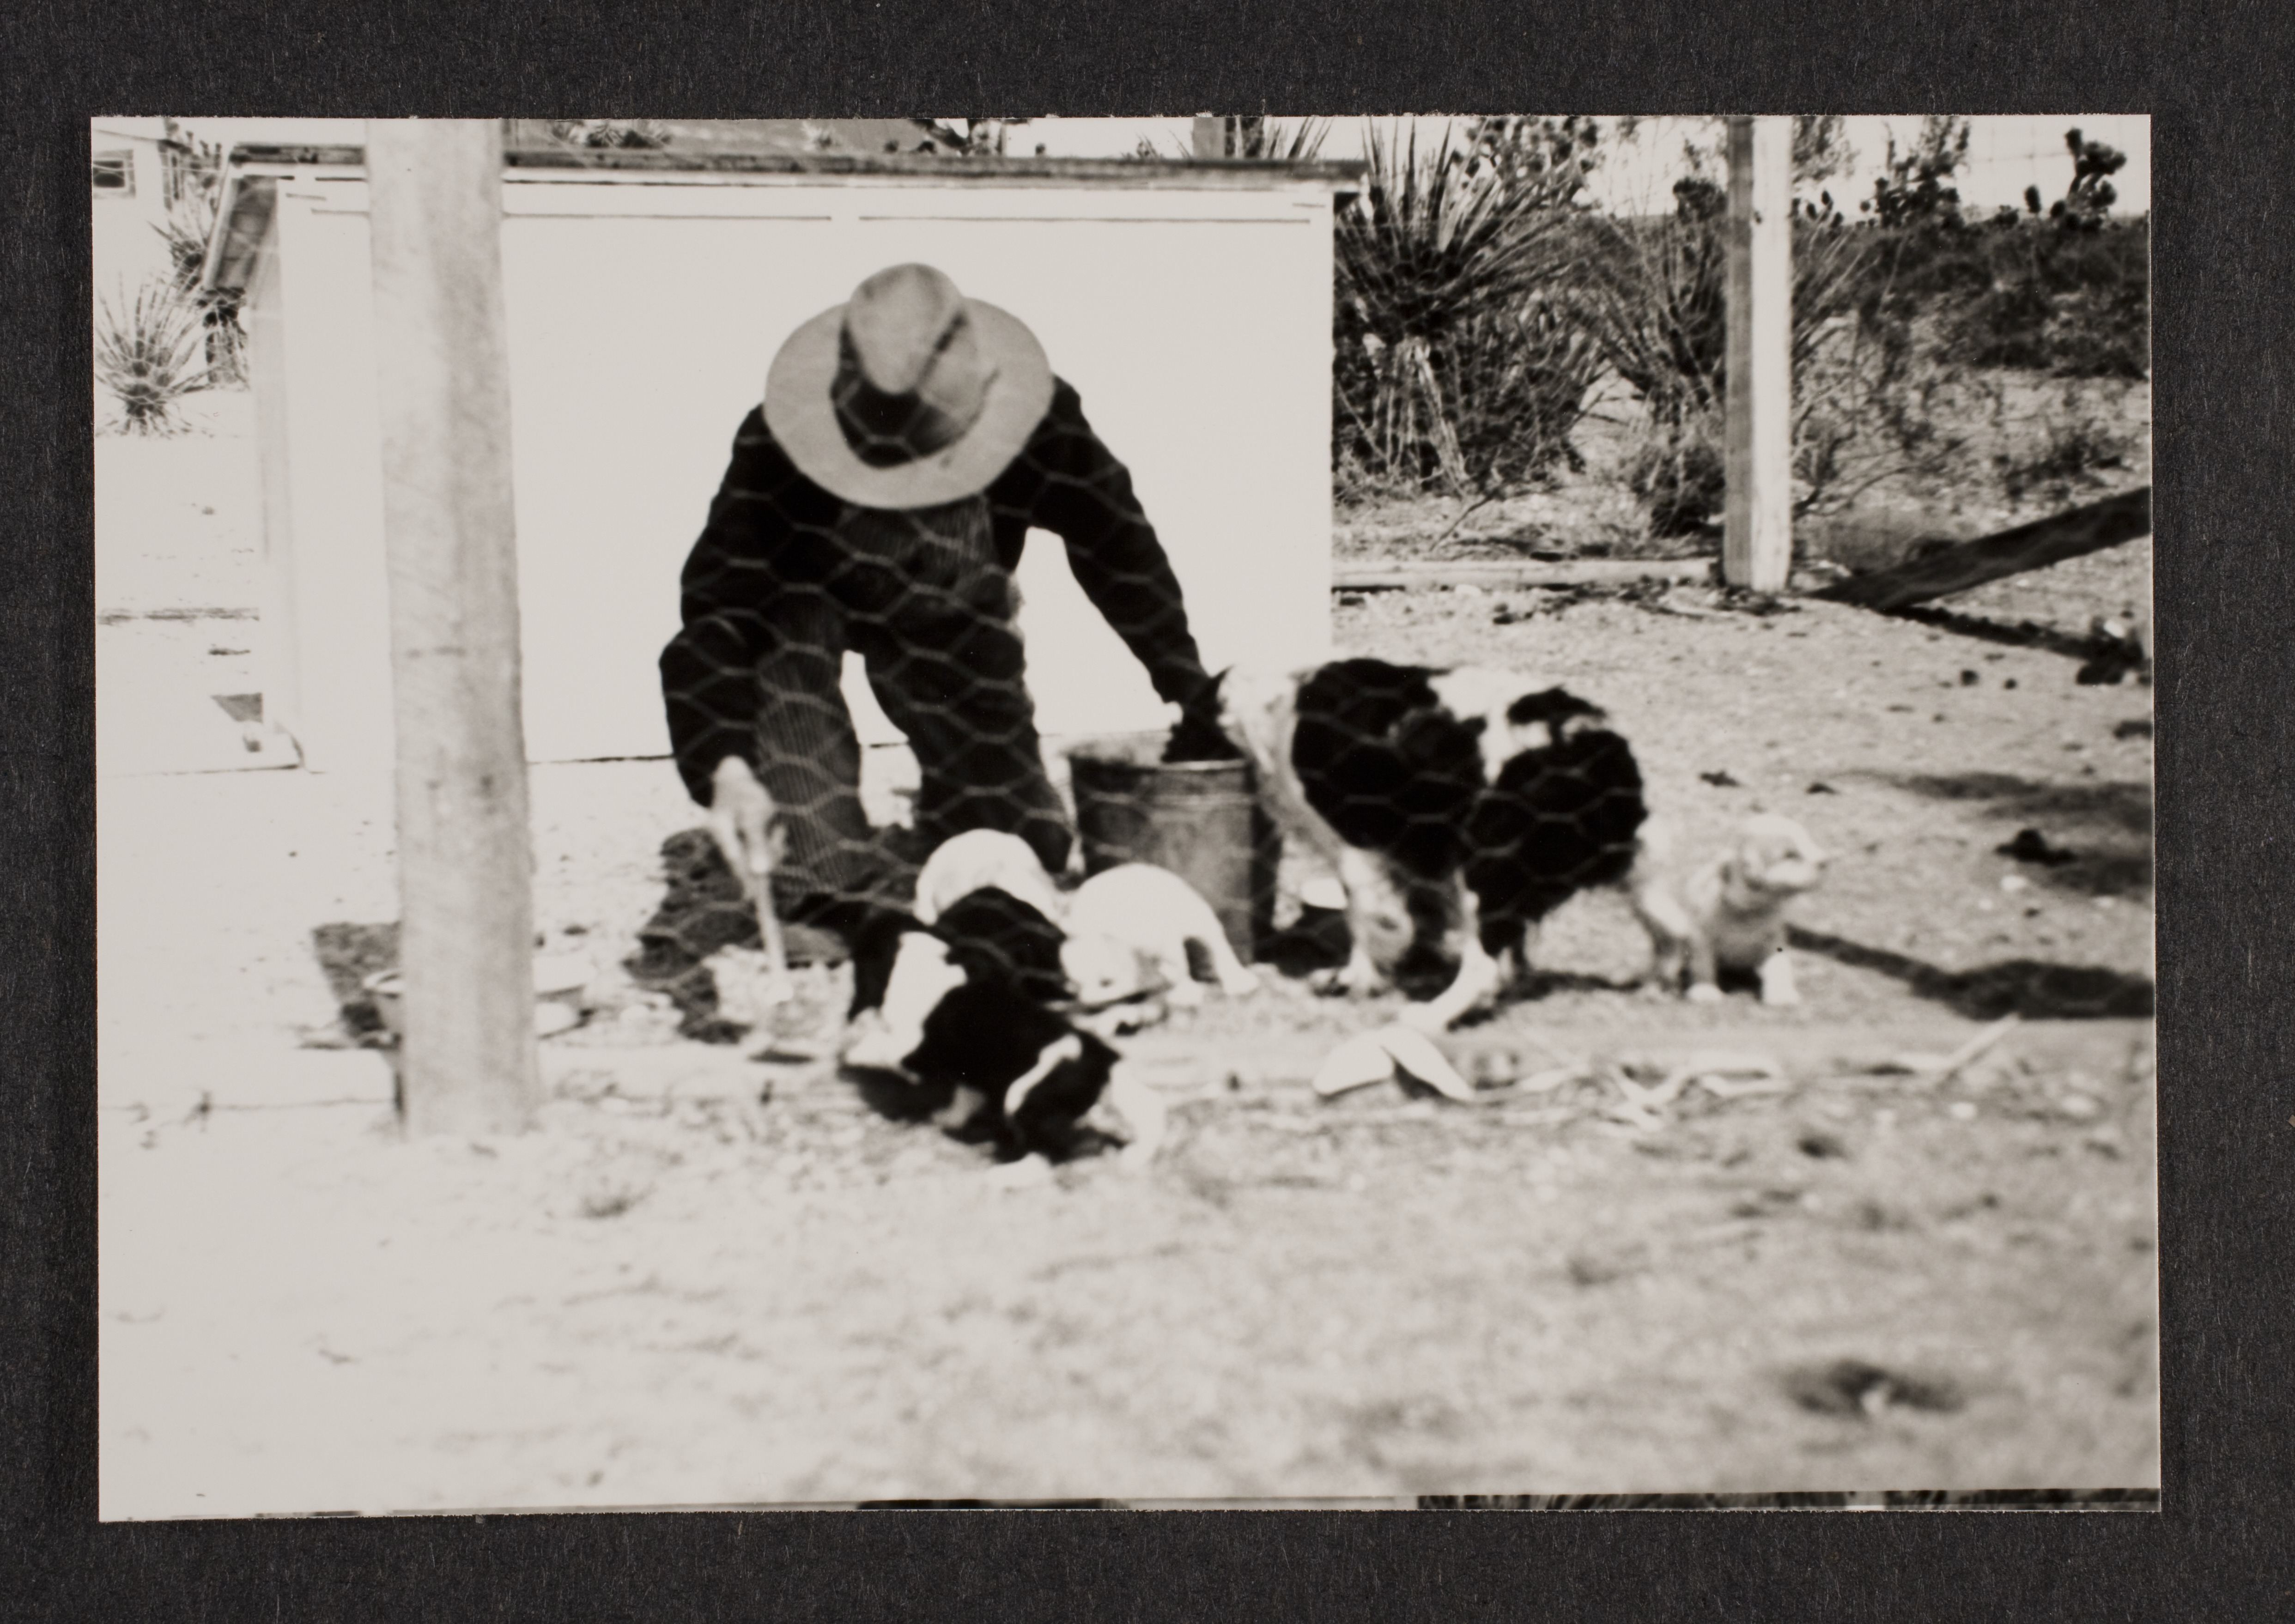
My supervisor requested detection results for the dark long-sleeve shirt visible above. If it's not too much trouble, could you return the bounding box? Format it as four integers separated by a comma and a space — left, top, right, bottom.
662, 378, 1217, 804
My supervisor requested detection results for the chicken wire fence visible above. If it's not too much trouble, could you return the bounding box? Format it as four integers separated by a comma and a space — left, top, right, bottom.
638, 474, 1655, 1038
639, 388, 1236, 1030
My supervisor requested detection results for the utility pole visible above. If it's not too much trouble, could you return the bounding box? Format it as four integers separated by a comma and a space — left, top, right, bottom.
365, 119, 540, 1138
1724, 115, 1793, 593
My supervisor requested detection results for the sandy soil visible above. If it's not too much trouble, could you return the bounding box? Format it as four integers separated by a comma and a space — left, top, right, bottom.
96, 387, 2156, 1516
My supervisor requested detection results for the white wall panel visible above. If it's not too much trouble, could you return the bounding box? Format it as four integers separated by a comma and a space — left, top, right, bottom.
243, 169, 1337, 772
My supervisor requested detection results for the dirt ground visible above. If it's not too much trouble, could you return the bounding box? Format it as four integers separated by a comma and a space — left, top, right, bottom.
97, 388, 2156, 1516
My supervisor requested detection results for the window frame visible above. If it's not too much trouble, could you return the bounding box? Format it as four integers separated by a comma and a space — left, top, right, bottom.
92, 149, 136, 196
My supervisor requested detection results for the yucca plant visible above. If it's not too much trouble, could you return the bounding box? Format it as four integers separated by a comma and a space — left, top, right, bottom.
1335, 120, 1596, 503
96, 279, 212, 436
1233, 116, 1330, 161
1582, 188, 1895, 533
150, 161, 248, 388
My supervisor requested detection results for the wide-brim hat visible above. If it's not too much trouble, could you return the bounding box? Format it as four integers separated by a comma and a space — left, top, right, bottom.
764, 271, 1055, 510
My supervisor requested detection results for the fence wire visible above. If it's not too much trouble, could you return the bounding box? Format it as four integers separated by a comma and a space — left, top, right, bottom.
643, 382, 1240, 1029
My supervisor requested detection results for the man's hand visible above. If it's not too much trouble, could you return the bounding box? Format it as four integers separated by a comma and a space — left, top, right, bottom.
1162, 704, 1241, 764
706, 756, 781, 895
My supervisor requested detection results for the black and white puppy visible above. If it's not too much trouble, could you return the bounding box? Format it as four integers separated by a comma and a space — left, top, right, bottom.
1219, 658, 1649, 1030
841, 885, 1164, 1166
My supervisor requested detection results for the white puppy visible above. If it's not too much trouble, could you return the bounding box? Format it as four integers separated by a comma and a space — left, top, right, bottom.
910, 829, 1068, 928
1061, 863, 1263, 1010
1633, 812, 1828, 1006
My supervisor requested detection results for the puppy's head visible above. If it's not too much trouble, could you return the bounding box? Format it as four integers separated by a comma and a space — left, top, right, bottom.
1730, 813, 1828, 897
903, 976, 1118, 1159
933, 885, 1073, 1005
1061, 931, 1153, 1008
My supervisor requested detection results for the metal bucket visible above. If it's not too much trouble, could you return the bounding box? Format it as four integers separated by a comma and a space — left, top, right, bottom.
1067, 737, 1277, 961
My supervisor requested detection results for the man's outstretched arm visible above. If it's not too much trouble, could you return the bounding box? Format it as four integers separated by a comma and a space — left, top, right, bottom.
989, 381, 1238, 759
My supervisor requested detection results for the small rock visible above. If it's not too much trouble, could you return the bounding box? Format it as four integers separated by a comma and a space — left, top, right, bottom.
1806, 782, 1838, 795
2000, 875, 2030, 894
2004, 679, 2018, 689
1701, 770, 1743, 788
2058, 1093, 2101, 1121
1998, 828, 2077, 866
1785, 1359, 1962, 1418
1960, 670, 1980, 686
1949, 1102, 1978, 1121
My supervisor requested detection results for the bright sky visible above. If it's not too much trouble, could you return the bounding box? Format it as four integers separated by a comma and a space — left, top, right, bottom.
171, 115, 2150, 218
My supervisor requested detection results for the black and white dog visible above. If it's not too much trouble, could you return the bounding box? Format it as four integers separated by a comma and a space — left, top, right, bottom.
841, 885, 1165, 1167
1219, 658, 1649, 1030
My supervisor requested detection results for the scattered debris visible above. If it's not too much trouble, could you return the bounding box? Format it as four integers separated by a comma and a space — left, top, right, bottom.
1311, 1034, 1395, 1099
1882, 1014, 2022, 1085
1378, 1026, 1477, 1103
1998, 829, 2078, 867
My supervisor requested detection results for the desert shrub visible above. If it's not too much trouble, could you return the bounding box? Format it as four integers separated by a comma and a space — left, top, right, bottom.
1581, 187, 1894, 532
150, 142, 248, 388
1625, 421, 1725, 535
1860, 116, 1972, 230
1333, 120, 1602, 501
1856, 216, 2149, 380
96, 278, 212, 435
546, 119, 671, 150
1845, 121, 2148, 381
1991, 381, 2138, 504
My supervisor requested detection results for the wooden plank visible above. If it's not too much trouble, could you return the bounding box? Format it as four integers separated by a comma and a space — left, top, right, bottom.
1813, 488, 2152, 612
1333, 558, 1715, 593
366, 120, 541, 1139
1723, 116, 1793, 593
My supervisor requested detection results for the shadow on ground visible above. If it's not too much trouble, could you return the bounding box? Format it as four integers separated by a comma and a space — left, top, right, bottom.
1787, 926, 2155, 1020
1860, 770, 2153, 898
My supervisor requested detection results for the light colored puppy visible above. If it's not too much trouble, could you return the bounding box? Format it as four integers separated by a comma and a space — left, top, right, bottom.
1633, 812, 1828, 1006
1060, 863, 1263, 1010
911, 829, 1068, 929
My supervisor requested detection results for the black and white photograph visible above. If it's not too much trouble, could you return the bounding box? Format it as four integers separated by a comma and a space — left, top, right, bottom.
94, 113, 2156, 1516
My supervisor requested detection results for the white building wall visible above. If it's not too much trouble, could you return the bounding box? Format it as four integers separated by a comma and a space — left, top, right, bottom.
239, 165, 1338, 774
91, 121, 182, 296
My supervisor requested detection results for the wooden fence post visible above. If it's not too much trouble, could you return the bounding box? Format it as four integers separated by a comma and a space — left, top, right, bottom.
1724, 115, 1793, 593
365, 119, 540, 1138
